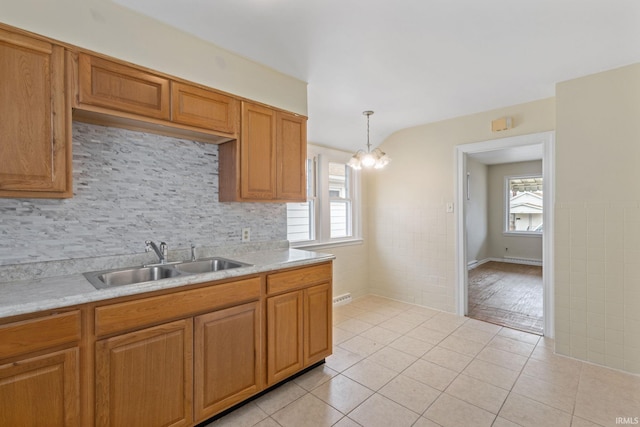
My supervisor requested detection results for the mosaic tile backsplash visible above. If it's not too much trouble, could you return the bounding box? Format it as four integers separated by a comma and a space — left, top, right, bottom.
0, 122, 286, 266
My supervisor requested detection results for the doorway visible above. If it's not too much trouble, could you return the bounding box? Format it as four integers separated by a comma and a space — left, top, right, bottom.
468, 260, 543, 334
454, 132, 555, 337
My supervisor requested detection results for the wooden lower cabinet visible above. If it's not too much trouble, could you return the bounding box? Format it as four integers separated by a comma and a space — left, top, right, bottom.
194, 301, 261, 422
266, 263, 333, 388
0, 348, 80, 427
95, 319, 193, 427
304, 283, 332, 366
0, 262, 331, 427
266, 277, 332, 386
266, 291, 304, 385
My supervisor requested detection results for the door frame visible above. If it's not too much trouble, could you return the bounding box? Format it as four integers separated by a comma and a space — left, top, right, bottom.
454, 131, 555, 337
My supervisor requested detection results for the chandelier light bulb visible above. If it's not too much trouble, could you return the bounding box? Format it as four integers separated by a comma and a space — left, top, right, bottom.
362, 153, 375, 167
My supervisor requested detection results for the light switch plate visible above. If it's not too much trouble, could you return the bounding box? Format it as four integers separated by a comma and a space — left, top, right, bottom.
446, 202, 454, 213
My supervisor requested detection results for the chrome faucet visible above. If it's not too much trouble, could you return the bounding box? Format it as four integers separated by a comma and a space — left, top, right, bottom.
145, 240, 168, 264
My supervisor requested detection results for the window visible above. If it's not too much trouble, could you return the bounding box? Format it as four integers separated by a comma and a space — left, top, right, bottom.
329, 162, 352, 238
286, 146, 360, 247
505, 175, 543, 234
286, 158, 315, 242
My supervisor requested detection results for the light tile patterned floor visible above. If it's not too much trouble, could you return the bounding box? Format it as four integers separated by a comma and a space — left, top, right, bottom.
207, 295, 640, 427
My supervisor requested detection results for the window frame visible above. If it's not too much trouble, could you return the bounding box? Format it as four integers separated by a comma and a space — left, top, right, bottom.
287, 145, 362, 249
503, 174, 543, 237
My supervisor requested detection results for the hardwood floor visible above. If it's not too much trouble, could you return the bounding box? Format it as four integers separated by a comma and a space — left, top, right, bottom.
467, 261, 543, 335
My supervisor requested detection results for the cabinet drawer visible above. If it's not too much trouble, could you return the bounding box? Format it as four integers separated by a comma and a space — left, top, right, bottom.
171, 82, 239, 134
78, 53, 170, 120
95, 277, 261, 337
267, 263, 332, 295
0, 311, 81, 359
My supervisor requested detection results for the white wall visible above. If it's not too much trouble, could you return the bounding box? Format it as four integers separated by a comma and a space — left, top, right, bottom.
555, 63, 640, 374
1, 0, 307, 116
329, 174, 369, 300
465, 157, 489, 264
487, 160, 543, 262
322, 168, 370, 302
367, 98, 555, 312
328, 244, 369, 300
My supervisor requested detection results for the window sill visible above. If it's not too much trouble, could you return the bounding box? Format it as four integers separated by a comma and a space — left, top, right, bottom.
290, 238, 364, 251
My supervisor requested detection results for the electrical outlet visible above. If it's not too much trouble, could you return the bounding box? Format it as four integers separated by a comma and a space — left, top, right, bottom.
242, 228, 251, 242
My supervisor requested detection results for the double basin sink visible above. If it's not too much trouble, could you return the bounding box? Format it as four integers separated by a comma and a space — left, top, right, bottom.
84, 257, 252, 290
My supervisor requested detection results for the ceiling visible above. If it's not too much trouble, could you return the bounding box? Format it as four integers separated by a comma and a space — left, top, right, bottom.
112, 0, 640, 153
468, 143, 543, 165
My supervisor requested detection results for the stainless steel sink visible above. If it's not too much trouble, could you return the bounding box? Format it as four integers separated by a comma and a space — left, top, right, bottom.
84, 257, 252, 289
174, 257, 251, 274
84, 265, 183, 289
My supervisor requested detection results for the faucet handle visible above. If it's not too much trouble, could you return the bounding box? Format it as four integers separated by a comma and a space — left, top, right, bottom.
190, 244, 196, 261
160, 242, 168, 259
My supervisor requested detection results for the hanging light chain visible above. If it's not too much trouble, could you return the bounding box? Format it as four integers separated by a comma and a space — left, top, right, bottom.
364, 110, 374, 153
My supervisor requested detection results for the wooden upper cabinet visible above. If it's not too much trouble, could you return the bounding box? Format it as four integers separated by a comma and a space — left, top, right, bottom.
73, 52, 240, 143
171, 82, 239, 135
218, 102, 307, 202
0, 27, 71, 198
240, 102, 277, 200
276, 112, 307, 201
78, 53, 170, 120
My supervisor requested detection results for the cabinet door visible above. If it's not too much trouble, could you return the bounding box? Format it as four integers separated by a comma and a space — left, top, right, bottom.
241, 102, 277, 200
78, 53, 170, 120
276, 112, 307, 201
194, 301, 261, 421
171, 82, 239, 134
0, 348, 79, 427
304, 283, 333, 366
267, 291, 303, 385
95, 319, 192, 427
0, 28, 70, 197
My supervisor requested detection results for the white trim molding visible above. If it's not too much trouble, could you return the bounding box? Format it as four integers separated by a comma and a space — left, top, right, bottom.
455, 131, 555, 338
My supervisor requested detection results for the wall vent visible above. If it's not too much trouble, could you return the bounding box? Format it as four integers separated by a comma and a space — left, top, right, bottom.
333, 293, 352, 306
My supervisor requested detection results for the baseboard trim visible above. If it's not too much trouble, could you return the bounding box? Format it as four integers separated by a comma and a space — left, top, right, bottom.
468, 257, 542, 270
467, 258, 492, 270
503, 256, 543, 266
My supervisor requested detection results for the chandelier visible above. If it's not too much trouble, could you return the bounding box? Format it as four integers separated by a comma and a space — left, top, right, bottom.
347, 110, 390, 170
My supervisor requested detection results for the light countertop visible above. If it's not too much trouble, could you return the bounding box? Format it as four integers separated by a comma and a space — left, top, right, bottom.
0, 248, 334, 318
